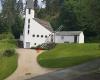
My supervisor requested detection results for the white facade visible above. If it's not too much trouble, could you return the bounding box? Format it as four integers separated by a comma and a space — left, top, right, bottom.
55, 36, 75, 43
78, 32, 84, 43
23, 8, 53, 48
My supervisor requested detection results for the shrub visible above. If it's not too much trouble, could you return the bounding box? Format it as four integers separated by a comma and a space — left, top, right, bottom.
0, 33, 14, 40
3, 49, 15, 57
36, 43, 56, 50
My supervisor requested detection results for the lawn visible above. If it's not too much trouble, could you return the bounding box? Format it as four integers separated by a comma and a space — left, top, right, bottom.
38, 43, 100, 68
0, 39, 18, 80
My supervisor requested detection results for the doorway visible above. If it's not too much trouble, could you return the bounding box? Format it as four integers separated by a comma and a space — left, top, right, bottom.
26, 42, 30, 48
74, 36, 77, 43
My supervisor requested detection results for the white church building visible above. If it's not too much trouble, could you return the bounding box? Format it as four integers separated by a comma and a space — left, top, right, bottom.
21, 0, 84, 48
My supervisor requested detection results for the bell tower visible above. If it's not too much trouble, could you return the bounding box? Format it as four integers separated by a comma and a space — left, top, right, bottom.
26, 0, 35, 18
23, 0, 35, 48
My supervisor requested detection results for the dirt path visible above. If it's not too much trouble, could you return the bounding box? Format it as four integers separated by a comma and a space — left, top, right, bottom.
6, 49, 56, 80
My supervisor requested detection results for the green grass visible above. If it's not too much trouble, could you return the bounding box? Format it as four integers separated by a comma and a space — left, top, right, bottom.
38, 43, 100, 68
0, 55, 18, 80
0, 39, 17, 80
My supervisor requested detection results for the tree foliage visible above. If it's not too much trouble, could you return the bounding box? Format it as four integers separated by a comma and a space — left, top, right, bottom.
36, 0, 100, 42
0, 0, 24, 39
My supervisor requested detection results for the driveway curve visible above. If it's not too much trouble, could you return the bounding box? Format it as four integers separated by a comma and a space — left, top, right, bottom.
6, 49, 56, 80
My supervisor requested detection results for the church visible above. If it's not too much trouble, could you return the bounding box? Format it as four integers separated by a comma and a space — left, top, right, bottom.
20, 0, 84, 48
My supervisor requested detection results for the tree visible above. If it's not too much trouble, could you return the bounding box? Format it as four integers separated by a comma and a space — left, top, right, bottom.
0, 0, 24, 38
1, 0, 16, 32
12, 15, 24, 39
90, 0, 100, 38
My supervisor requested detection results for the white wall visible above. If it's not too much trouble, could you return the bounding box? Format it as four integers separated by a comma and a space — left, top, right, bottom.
55, 36, 75, 43
78, 32, 84, 43
29, 20, 52, 47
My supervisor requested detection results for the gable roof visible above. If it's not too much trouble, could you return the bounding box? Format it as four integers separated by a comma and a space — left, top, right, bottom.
55, 31, 83, 36
34, 18, 54, 32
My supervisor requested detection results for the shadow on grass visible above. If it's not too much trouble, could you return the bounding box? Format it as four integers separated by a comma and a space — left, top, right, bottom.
38, 55, 100, 68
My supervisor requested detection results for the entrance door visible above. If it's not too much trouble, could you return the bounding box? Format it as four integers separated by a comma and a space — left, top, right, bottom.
51, 35, 54, 42
26, 42, 30, 48
74, 36, 77, 43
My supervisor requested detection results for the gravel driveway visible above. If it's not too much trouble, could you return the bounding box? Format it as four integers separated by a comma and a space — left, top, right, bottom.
6, 49, 56, 80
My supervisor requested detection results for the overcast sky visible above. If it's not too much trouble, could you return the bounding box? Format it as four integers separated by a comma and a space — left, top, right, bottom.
0, 0, 45, 12
22, 0, 45, 8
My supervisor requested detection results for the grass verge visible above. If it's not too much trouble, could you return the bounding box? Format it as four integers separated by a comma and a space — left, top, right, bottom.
38, 43, 100, 68
0, 54, 18, 80
0, 38, 18, 80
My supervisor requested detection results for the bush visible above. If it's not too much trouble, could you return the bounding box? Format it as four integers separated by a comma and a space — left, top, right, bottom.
3, 49, 15, 57
0, 33, 14, 40
36, 43, 56, 50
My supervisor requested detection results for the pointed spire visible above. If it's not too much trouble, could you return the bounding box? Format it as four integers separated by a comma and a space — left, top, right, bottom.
26, 0, 34, 9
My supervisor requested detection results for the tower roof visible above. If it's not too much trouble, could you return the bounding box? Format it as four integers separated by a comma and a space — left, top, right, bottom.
26, 0, 34, 9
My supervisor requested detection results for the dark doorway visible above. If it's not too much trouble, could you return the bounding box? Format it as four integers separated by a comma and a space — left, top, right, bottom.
74, 35, 77, 43
51, 35, 54, 42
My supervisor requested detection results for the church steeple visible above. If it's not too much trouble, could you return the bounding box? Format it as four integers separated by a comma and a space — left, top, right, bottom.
26, 0, 34, 9
26, 0, 35, 18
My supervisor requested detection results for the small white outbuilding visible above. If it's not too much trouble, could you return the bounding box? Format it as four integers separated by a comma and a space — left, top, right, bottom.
55, 31, 84, 43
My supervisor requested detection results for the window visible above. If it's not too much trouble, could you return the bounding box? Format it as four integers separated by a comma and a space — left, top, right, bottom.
61, 36, 64, 40
37, 35, 39, 37
26, 1, 27, 5
33, 34, 35, 37
28, 19, 30, 23
28, 30, 29, 34
28, 25, 30, 29
34, 43, 36, 45
29, 9, 31, 14
45, 35, 47, 38
41, 35, 43, 38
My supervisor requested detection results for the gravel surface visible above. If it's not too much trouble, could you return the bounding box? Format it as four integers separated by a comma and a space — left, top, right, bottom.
6, 49, 56, 80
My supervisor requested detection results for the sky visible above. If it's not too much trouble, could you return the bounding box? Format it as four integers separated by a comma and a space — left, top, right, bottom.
23, 0, 45, 8
0, 0, 45, 11
0, 1, 1, 11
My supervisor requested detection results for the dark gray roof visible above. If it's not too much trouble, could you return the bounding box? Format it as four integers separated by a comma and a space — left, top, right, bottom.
34, 18, 54, 32
26, 0, 34, 9
55, 31, 83, 36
